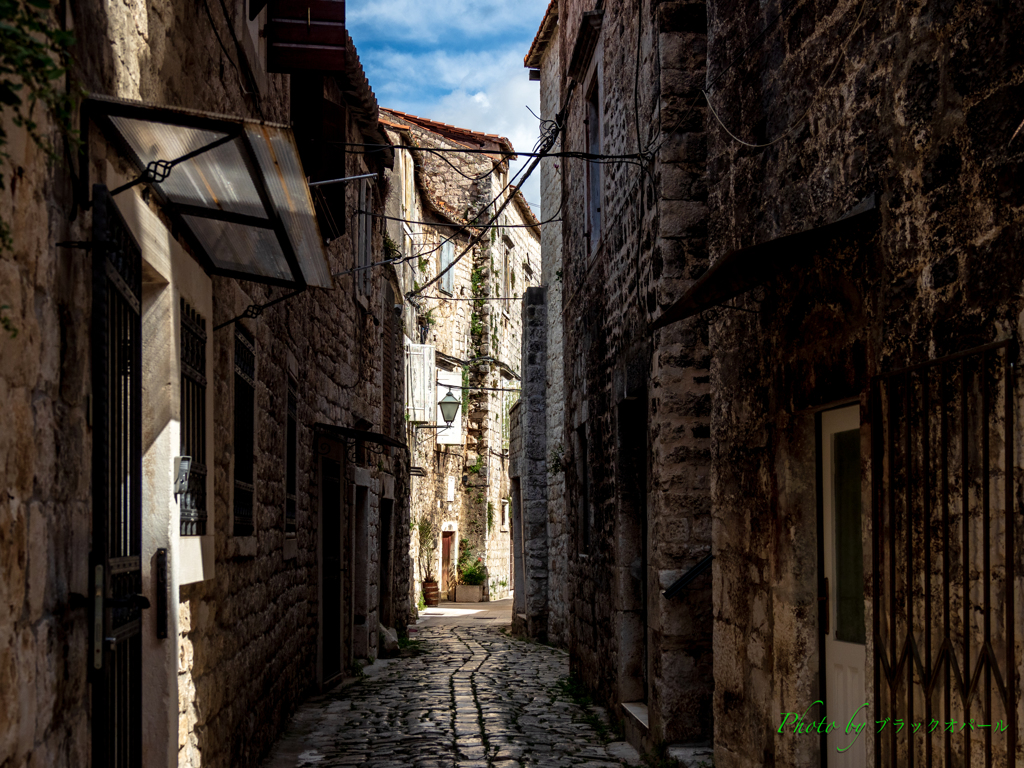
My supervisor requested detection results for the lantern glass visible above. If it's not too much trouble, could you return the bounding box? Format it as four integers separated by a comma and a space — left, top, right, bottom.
438, 390, 461, 426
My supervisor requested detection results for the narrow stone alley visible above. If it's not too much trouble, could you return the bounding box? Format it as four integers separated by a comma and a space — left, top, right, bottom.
262, 601, 642, 768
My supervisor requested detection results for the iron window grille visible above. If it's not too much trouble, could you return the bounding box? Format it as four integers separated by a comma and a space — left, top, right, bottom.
179, 299, 208, 536
286, 375, 297, 536
233, 328, 256, 536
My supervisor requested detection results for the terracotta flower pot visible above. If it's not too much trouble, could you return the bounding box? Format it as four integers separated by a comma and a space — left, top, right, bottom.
422, 580, 440, 607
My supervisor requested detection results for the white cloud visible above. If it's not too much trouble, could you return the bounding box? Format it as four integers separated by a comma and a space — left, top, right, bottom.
366, 46, 544, 206
348, 0, 549, 46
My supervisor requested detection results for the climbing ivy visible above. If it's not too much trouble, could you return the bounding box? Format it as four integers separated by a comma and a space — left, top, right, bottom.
0, 0, 78, 251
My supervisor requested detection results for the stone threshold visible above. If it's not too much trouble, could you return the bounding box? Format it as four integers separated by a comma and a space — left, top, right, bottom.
621, 701, 650, 757
667, 742, 714, 767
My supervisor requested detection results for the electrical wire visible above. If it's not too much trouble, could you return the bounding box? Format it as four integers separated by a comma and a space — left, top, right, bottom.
336, 140, 641, 162
702, 0, 871, 148
359, 210, 558, 229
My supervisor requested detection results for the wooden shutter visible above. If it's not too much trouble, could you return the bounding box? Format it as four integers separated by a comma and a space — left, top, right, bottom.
404, 341, 434, 422
267, 0, 347, 73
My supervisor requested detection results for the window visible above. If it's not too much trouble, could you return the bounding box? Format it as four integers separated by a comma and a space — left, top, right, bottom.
180, 300, 208, 536
585, 78, 602, 253
356, 178, 372, 296
285, 374, 297, 536
503, 244, 511, 300
440, 240, 455, 295
575, 424, 591, 554
233, 328, 256, 536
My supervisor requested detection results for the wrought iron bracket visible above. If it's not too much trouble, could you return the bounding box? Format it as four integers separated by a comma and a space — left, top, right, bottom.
213, 288, 305, 331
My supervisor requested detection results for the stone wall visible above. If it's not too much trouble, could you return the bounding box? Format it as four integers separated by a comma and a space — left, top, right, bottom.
539, 9, 570, 648
552, 0, 714, 749
0, 108, 92, 768
511, 287, 550, 638
0, 2, 409, 767
701, 0, 1024, 766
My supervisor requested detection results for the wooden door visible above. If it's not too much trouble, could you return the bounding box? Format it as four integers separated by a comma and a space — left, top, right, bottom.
442, 531, 454, 600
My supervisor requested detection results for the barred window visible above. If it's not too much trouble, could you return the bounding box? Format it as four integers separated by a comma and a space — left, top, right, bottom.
180, 299, 207, 536
234, 328, 256, 536
285, 375, 297, 536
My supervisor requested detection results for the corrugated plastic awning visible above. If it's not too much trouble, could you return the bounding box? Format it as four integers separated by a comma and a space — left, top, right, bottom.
85, 95, 333, 289
651, 194, 879, 331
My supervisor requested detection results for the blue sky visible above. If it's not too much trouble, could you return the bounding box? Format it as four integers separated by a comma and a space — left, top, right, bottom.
347, 0, 551, 207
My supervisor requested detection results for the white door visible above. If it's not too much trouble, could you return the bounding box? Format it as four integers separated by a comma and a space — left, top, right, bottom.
821, 406, 867, 765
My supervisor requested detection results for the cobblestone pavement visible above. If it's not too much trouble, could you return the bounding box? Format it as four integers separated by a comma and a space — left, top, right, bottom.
263, 611, 638, 768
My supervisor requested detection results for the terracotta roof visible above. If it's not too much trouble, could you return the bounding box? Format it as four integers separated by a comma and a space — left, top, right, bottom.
380, 107, 516, 159
525, 0, 558, 69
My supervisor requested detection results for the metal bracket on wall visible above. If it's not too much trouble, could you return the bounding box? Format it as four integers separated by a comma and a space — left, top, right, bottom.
662, 553, 713, 600
155, 548, 168, 639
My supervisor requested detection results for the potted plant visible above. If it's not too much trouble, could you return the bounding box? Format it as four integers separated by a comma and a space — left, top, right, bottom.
456, 555, 487, 603
417, 518, 439, 607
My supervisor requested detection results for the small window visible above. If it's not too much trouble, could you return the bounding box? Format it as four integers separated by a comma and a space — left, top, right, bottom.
440, 240, 455, 295
233, 328, 256, 537
180, 300, 208, 536
285, 375, 298, 537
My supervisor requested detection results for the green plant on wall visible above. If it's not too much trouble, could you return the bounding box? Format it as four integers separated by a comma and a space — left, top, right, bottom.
466, 454, 484, 475
383, 231, 400, 261
548, 443, 565, 475
0, 304, 17, 338
487, 501, 495, 531
418, 256, 428, 272
0, 0, 78, 252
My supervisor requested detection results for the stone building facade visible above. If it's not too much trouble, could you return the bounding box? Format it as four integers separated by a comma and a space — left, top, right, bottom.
681, 1, 1024, 766
511, 0, 569, 647
0, 3, 409, 768
379, 110, 541, 606
524, 0, 1024, 765
518, 0, 716, 755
